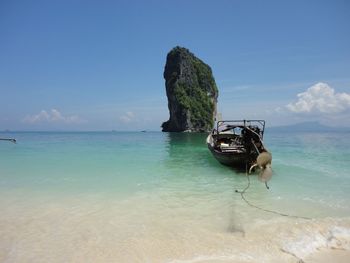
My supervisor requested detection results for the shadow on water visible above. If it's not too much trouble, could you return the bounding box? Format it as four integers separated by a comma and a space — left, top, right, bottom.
162, 132, 251, 178
160, 132, 253, 195
163, 132, 213, 165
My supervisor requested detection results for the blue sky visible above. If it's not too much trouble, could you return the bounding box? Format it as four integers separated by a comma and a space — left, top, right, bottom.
1, 0, 349, 130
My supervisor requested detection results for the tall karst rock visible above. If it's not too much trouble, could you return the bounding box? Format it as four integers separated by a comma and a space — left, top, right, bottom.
162, 47, 219, 132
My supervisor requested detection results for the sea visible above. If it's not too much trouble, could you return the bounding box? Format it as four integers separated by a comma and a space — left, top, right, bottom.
0, 131, 349, 262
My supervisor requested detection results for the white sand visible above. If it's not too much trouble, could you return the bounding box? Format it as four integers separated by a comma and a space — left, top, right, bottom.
1, 193, 350, 262
305, 249, 350, 263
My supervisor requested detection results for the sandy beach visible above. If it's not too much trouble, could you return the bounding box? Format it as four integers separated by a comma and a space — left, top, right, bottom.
1, 190, 350, 263
305, 249, 350, 263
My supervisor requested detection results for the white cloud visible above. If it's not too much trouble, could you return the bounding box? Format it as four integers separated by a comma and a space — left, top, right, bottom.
23, 109, 85, 124
50, 109, 65, 122
286, 82, 350, 114
119, 111, 135, 123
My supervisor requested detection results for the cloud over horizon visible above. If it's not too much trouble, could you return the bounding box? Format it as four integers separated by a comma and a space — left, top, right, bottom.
119, 111, 135, 123
23, 109, 85, 124
286, 82, 350, 114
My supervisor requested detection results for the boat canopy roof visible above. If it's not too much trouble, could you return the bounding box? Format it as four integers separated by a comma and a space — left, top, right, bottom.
215, 120, 266, 136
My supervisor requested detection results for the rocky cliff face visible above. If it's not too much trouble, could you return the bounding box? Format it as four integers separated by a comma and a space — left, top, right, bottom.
162, 47, 218, 132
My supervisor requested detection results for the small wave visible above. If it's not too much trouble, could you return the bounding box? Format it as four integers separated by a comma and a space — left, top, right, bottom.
281, 225, 350, 259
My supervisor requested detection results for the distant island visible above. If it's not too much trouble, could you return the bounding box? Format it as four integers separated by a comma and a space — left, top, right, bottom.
268, 121, 350, 132
162, 47, 218, 132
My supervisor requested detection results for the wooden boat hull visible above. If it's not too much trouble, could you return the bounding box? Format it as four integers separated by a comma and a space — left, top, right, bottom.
206, 120, 267, 168
207, 143, 256, 168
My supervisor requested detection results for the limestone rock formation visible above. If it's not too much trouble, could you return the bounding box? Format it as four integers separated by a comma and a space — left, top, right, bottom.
162, 47, 218, 132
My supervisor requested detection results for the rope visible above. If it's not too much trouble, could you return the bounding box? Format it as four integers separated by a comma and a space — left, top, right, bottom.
251, 139, 260, 154
245, 126, 266, 149
235, 163, 311, 220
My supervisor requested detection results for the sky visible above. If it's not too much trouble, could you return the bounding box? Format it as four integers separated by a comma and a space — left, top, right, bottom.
0, 0, 349, 131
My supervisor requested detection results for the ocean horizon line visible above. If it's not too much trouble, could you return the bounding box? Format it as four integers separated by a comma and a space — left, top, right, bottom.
0, 130, 163, 133
1, 123, 350, 134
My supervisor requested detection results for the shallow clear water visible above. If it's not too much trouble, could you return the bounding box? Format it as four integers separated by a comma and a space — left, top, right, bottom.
0, 131, 350, 262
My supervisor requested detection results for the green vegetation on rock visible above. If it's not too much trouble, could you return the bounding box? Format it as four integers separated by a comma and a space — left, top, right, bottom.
162, 47, 218, 132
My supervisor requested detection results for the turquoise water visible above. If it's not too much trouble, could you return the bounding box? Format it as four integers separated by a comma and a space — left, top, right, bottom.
0, 131, 350, 262
1, 131, 349, 215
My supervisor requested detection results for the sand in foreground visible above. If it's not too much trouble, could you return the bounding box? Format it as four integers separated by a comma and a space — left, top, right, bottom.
305, 249, 350, 263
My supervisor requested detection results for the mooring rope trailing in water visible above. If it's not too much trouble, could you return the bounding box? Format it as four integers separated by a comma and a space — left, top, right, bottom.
235, 164, 311, 220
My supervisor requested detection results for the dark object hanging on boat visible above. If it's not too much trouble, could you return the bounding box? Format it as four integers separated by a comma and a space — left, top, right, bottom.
206, 120, 267, 168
